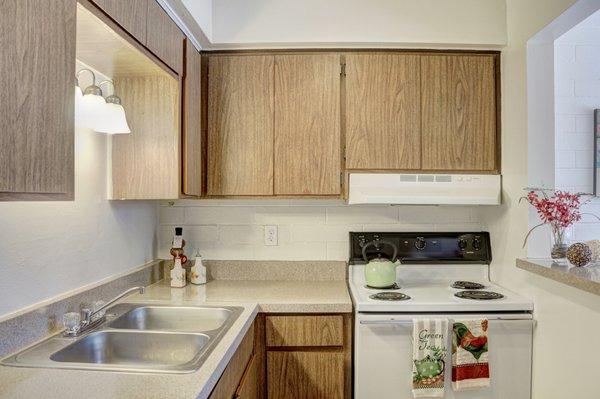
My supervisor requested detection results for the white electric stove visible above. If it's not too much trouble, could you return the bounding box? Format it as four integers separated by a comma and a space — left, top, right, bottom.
348, 232, 534, 399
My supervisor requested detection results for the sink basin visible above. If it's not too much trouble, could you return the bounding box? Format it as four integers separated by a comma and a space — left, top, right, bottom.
50, 331, 209, 372
1, 304, 244, 373
108, 306, 233, 332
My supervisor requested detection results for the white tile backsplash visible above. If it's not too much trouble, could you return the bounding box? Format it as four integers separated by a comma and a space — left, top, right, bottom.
325, 206, 398, 224
159, 206, 184, 224
158, 203, 485, 261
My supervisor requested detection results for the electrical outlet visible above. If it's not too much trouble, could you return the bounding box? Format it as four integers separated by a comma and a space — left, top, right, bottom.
264, 225, 278, 246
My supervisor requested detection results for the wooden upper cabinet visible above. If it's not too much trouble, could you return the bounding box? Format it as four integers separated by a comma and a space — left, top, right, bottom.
182, 40, 203, 197
0, 0, 75, 200
90, 0, 148, 44
208, 56, 275, 196
421, 55, 497, 172
345, 54, 421, 170
274, 54, 341, 196
146, 0, 184, 74
111, 75, 180, 199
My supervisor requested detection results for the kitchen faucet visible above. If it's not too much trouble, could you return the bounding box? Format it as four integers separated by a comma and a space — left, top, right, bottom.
63, 286, 145, 337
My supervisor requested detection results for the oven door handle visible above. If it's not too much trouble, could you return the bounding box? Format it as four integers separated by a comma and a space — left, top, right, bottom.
360, 317, 532, 325
359, 320, 413, 325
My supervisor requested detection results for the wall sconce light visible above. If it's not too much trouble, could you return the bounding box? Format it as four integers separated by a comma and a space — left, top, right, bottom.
95, 80, 131, 134
75, 68, 106, 129
74, 69, 130, 134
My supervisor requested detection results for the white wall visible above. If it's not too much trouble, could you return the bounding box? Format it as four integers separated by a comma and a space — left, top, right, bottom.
209, 0, 507, 48
554, 11, 600, 243
485, 1, 600, 398
0, 126, 157, 319
555, 10, 600, 194
158, 201, 484, 260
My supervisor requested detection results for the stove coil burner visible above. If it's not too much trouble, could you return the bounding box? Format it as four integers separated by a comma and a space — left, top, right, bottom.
452, 281, 485, 290
365, 283, 400, 290
369, 292, 411, 301
455, 290, 504, 300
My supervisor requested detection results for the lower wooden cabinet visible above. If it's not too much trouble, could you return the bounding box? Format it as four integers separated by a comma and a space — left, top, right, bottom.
267, 351, 345, 399
265, 315, 344, 347
209, 321, 256, 399
235, 354, 260, 399
265, 314, 352, 399
208, 313, 351, 399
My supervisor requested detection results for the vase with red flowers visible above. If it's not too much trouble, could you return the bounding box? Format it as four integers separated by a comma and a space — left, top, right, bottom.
521, 189, 597, 259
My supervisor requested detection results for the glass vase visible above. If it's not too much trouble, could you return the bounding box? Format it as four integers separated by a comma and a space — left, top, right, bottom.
550, 223, 567, 259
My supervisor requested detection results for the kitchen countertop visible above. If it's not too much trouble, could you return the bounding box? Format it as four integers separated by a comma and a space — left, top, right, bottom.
516, 258, 600, 295
0, 278, 353, 399
139, 279, 353, 313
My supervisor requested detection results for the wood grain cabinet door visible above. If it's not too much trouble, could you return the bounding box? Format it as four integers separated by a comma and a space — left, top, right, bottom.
0, 0, 75, 200
182, 39, 203, 197
345, 54, 421, 170
234, 354, 260, 399
273, 54, 341, 195
207, 56, 275, 196
267, 351, 345, 399
266, 315, 344, 347
90, 0, 148, 44
421, 55, 497, 172
146, 0, 184, 74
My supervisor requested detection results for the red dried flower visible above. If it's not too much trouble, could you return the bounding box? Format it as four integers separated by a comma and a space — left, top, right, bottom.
523, 190, 584, 228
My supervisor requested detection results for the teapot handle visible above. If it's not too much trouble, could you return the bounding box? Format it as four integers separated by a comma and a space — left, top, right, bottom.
362, 240, 398, 262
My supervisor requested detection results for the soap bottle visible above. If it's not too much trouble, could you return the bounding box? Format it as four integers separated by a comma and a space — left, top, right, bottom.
190, 250, 207, 285
170, 256, 187, 288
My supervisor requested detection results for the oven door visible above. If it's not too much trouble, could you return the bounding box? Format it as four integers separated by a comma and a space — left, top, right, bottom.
355, 313, 533, 399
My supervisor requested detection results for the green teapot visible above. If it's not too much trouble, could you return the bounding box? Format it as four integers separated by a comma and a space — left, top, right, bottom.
362, 239, 400, 288
414, 355, 445, 379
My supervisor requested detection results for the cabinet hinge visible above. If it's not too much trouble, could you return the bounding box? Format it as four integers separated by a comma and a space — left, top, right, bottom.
340, 172, 344, 187
340, 63, 346, 77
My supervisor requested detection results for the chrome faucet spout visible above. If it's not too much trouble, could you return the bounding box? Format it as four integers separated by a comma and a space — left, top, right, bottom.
64, 286, 145, 337
85, 286, 145, 322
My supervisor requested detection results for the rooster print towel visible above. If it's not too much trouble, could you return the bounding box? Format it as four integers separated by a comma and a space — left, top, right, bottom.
452, 319, 490, 391
412, 319, 448, 398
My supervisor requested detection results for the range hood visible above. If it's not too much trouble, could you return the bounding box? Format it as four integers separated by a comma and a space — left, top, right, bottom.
348, 173, 501, 205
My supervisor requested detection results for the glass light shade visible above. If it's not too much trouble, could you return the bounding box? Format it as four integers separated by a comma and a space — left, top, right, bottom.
94, 102, 131, 134
74, 86, 86, 128
79, 93, 106, 130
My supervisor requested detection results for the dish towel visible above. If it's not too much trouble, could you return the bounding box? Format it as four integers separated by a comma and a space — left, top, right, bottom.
412, 319, 448, 398
452, 319, 490, 391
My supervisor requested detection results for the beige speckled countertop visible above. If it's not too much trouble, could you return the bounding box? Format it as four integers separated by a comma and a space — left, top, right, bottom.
517, 258, 600, 295
0, 299, 258, 399
0, 273, 353, 399
139, 279, 353, 313
517, 259, 600, 295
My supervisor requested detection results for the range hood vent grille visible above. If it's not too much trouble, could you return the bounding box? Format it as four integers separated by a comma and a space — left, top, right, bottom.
348, 173, 501, 205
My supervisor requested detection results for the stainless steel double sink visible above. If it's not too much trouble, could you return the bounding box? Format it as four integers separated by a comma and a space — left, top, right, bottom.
2, 304, 243, 374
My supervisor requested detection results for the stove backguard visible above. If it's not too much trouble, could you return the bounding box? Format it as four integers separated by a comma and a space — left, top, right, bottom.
349, 232, 491, 265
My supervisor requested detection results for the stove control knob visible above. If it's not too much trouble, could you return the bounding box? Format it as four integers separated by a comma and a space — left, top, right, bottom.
473, 238, 482, 250
414, 237, 427, 251
458, 239, 468, 250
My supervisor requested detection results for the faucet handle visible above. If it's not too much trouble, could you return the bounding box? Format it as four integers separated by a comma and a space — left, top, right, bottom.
91, 300, 106, 320
81, 308, 93, 323
62, 312, 81, 334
